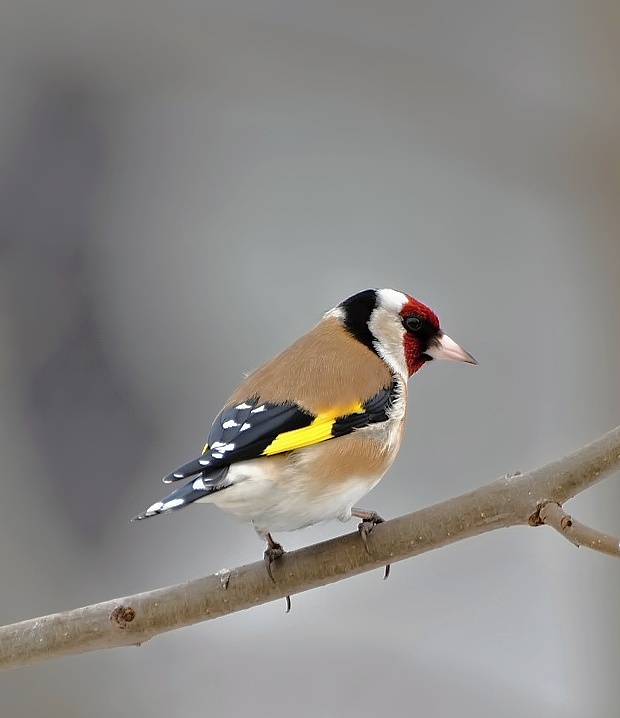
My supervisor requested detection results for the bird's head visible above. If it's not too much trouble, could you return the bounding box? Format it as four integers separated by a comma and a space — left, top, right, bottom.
333, 288, 477, 378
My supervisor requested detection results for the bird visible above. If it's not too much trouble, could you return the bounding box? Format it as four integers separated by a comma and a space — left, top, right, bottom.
133, 288, 476, 585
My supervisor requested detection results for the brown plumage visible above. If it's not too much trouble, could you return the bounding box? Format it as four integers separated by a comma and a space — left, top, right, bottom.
227, 316, 392, 414
134, 288, 475, 587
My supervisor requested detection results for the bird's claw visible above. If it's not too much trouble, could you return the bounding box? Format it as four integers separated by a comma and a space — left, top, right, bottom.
354, 510, 391, 580
262, 534, 291, 612
357, 513, 384, 551
263, 543, 285, 583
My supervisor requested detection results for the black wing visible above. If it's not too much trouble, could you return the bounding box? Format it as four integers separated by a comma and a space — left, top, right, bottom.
133, 382, 399, 520
162, 382, 399, 484
163, 398, 314, 482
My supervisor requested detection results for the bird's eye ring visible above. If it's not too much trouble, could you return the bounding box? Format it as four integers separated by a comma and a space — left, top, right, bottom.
403, 315, 423, 333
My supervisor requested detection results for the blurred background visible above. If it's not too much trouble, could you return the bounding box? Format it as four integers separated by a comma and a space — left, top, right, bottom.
1, 1, 619, 716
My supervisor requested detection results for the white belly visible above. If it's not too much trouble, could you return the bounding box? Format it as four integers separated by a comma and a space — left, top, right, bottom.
198, 459, 384, 533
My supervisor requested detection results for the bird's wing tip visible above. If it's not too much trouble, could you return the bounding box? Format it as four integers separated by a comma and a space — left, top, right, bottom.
162, 472, 184, 483
163, 463, 203, 482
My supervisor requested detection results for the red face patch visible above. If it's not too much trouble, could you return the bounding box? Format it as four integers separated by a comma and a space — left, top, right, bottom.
399, 296, 440, 329
400, 295, 441, 376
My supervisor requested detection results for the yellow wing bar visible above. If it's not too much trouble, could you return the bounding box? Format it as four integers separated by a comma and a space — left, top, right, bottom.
261, 402, 365, 456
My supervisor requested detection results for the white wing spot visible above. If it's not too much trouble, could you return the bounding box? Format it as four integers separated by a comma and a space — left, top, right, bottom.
211, 441, 226, 449
146, 501, 164, 514
221, 443, 235, 452
239, 423, 251, 432
162, 498, 185, 510
193, 478, 206, 490
211, 452, 223, 459
198, 458, 211, 466
251, 405, 266, 413
222, 419, 239, 429
235, 402, 252, 410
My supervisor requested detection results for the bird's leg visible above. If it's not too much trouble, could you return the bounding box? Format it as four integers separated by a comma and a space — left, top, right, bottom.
351, 507, 385, 542
262, 532, 285, 581
351, 508, 390, 580
256, 530, 291, 612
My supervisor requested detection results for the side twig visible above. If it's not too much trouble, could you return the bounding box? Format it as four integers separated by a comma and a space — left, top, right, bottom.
537, 501, 620, 557
0, 424, 619, 672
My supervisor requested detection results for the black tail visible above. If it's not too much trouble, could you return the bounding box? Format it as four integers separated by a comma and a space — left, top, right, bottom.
132, 467, 229, 521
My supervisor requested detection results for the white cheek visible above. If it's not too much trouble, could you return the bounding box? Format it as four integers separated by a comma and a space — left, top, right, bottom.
368, 309, 409, 379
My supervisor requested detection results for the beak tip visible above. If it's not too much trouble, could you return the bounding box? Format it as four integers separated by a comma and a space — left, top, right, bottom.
427, 333, 478, 365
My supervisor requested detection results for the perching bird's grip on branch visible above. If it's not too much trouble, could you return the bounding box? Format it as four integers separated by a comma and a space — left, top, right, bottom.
1, 423, 619, 672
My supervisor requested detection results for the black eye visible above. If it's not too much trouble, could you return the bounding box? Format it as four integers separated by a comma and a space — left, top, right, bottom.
403, 315, 423, 333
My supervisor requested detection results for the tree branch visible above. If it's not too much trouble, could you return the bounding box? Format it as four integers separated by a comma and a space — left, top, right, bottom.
1, 424, 619, 672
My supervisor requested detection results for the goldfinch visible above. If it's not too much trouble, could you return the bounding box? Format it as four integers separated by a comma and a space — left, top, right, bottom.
134, 288, 476, 575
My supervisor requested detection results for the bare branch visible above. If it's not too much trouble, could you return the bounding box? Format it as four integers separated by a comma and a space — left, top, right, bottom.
1, 424, 619, 672
537, 501, 620, 557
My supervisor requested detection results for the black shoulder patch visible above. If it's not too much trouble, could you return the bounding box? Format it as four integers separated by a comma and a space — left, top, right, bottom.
331, 381, 398, 437
338, 289, 378, 352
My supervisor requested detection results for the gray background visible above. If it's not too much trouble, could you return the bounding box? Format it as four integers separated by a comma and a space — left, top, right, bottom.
1, 1, 619, 716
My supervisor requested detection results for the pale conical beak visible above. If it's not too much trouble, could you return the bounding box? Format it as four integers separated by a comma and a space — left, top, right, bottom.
426, 333, 477, 364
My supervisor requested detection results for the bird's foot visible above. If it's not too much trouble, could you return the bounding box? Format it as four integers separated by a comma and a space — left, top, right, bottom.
262, 533, 291, 612
351, 508, 390, 580
263, 534, 285, 582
